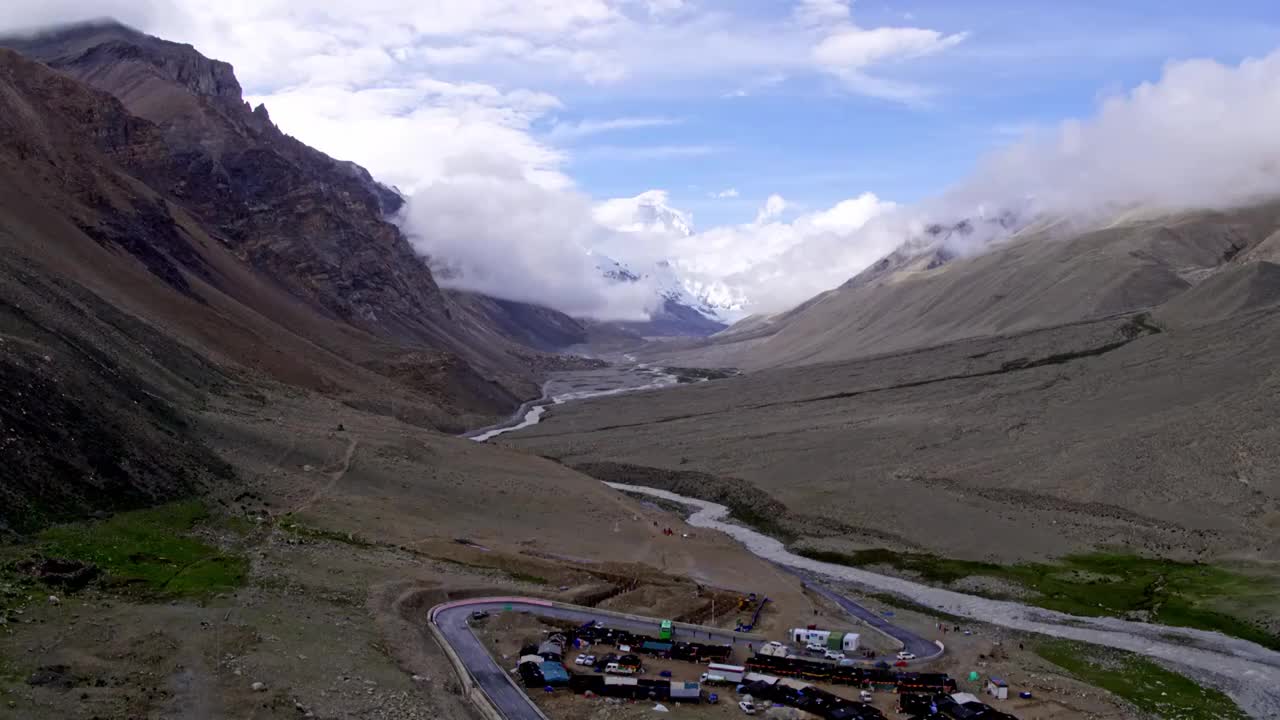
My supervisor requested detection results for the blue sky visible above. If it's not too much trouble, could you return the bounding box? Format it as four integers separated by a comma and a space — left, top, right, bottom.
541, 0, 1280, 227
9, 0, 1280, 317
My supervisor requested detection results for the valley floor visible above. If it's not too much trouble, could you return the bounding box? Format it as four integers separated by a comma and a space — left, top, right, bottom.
0, 381, 1261, 720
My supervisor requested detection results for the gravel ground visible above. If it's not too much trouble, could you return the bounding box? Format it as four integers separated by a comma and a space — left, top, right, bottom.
609, 483, 1280, 719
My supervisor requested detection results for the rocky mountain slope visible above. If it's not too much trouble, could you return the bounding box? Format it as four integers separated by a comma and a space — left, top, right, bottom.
646, 201, 1280, 369
0, 24, 589, 531
3, 22, 587, 379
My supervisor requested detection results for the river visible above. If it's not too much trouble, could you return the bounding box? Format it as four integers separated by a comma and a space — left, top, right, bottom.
469, 364, 681, 442
469, 365, 1280, 718
607, 483, 1280, 719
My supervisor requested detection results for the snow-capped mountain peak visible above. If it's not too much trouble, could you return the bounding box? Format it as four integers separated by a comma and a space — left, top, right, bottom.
592, 190, 693, 238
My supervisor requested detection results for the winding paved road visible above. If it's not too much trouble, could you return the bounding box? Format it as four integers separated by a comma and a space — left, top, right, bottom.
431, 598, 764, 720
795, 572, 942, 662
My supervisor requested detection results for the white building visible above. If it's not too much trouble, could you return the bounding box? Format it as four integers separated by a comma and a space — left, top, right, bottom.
789, 628, 860, 653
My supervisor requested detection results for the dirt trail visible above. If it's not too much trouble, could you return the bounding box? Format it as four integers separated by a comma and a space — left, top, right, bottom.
289, 438, 358, 515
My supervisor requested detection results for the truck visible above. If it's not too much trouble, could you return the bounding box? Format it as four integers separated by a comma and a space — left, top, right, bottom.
701, 663, 746, 685
605, 663, 637, 675
670, 681, 701, 703
659, 619, 674, 641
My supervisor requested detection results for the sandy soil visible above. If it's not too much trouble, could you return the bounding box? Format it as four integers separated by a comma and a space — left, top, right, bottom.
503, 311, 1280, 568
0, 388, 1148, 720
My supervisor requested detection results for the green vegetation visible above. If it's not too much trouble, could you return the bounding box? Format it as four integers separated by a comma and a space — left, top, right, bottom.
666, 366, 740, 384
798, 548, 1280, 650
1035, 640, 1248, 720
278, 517, 375, 548
509, 572, 550, 585
33, 501, 248, 598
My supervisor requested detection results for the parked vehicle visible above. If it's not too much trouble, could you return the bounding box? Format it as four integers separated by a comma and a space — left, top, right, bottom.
823, 650, 845, 661
702, 673, 727, 685
738, 698, 757, 715
604, 663, 636, 675
896, 651, 916, 661
860, 690, 874, 702
704, 663, 746, 684
805, 642, 826, 653
574, 654, 596, 666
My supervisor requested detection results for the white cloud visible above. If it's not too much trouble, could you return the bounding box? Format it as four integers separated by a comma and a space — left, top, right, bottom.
813, 26, 967, 70
593, 190, 692, 239
574, 144, 721, 160
794, 0, 851, 27
664, 192, 898, 312
248, 81, 568, 193
0, 1, 969, 320
711, 188, 739, 199
709, 47, 1280, 313
954, 49, 1280, 216
402, 163, 657, 320
755, 194, 789, 223
810, 21, 968, 101
722, 71, 788, 98
547, 115, 681, 141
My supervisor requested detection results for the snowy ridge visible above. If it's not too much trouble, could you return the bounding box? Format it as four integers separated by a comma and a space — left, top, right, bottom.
591, 190, 745, 328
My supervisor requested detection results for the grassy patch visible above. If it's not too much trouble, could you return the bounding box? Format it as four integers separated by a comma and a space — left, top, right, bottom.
1035, 640, 1247, 720
278, 517, 376, 548
33, 501, 247, 598
665, 367, 740, 384
797, 549, 1280, 650
509, 572, 550, 585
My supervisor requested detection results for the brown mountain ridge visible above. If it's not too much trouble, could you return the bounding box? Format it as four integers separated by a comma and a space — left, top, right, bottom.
0, 23, 592, 532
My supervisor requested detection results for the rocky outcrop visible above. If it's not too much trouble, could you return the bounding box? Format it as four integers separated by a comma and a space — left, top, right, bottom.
0, 31, 578, 531
1, 21, 574, 407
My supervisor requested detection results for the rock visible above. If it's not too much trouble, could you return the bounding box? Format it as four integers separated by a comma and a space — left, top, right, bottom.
251, 682, 267, 692
27, 665, 77, 689
13, 556, 100, 591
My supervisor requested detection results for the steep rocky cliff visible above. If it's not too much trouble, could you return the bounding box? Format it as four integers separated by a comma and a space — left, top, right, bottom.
0, 26, 581, 531
3, 21, 578, 400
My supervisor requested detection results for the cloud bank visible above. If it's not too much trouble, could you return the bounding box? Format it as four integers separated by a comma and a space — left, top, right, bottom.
400, 158, 657, 321
7, 4, 1280, 322
956, 49, 1280, 216
687, 47, 1280, 315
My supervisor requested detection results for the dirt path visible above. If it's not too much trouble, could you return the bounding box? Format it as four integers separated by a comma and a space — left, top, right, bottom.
289, 438, 358, 515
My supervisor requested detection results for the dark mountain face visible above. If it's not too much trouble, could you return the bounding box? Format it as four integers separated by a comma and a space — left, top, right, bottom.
0, 24, 593, 531
2, 21, 590, 385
